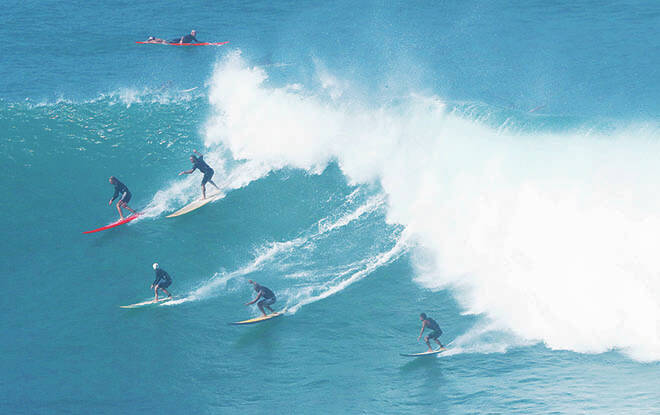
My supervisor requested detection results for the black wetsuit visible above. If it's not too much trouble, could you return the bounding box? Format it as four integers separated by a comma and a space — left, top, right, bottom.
153, 269, 172, 289
424, 318, 442, 339
170, 34, 199, 43
192, 156, 214, 185
255, 284, 276, 306
111, 179, 131, 204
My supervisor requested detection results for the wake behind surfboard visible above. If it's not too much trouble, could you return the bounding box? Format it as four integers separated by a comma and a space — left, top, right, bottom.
230, 309, 286, 325
136, 41, 229, 46
120, 297, 174, 309
83, 213, 140, 234
400, 347, 446, 357
166, 192, 222, 218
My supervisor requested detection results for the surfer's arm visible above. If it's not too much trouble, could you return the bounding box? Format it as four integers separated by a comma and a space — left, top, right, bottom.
109, 187, 119, 203
179, 168, 195, 175
417, 322, 426, 340
245, 292, 262, 305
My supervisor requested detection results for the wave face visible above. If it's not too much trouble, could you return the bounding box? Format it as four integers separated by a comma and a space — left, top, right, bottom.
204, 52, 660, 362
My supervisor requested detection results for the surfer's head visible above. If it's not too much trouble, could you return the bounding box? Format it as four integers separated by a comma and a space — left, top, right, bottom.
109, 176, 117, 184
148, 36, 155, 41
191, 30, 197, 36
153, 263, 159, 270
420, 313, 427, 320
190, 155, 197, 163
248, 279, 259, 290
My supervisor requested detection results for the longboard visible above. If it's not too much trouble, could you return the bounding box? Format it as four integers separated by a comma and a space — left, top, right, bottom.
166, 193, 222, 218
230, 310, 286, 326
83, 214, 140, 234
120, 297, 174, 309
400, 347, 446, 357
136, 41, 229, 46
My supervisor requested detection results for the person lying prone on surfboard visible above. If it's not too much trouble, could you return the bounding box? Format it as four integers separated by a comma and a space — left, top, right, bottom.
178, 149, 219, 199
150, 263, 172, 301
169, 30, 199, 44
418, 313, 445, 352
108, 176, 136, 220
245, 280, 276, 317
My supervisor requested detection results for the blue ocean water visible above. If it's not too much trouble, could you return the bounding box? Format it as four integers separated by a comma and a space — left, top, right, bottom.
1, 1, 659, 413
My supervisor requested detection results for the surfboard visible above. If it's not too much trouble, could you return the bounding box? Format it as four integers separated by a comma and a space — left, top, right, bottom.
120, 297, 174, 309
166, 193, 222, 218
83, 214, 140, 234
400, 347, 446, 357
136, 41, 229, 46
230, 310, 286, 326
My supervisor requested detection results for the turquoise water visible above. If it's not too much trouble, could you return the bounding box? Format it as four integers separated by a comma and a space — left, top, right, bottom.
2, 1, 660, 414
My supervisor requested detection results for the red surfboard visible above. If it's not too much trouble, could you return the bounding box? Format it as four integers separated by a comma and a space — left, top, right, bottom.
135, 41, 229, 46
83, 214, 140, 234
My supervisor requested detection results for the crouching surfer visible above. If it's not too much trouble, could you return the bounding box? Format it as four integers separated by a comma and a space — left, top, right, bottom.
418, 313, 445, 352
245, 280, 276, 317
151, 263, 173, 301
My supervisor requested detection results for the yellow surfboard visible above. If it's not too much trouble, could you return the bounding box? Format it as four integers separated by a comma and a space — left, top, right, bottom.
120, 297, 174, 308
400, 347, 446, 357
166, 192, 222, 218
230, 309, 286, 325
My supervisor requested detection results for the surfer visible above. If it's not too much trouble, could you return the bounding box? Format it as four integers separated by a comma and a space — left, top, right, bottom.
108, 176, 136, 220
178, 149, 219, 199
245, 280, 276, 317
169, 30, 199, 44
418, 313, 444, 352
151, 263, 172, 301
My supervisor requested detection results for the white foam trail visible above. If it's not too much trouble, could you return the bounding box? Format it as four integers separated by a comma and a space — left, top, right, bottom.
317, 194, 385, 234
165, 191, 389, 305
286, 234, 408, 313
202, 51, 660, 361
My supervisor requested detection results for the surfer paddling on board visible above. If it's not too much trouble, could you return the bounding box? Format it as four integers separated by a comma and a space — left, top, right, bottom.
245, 280, 276, 317
418, 313, 445, 352
169, 30, 199, 44
151, 263, 172, 301
178, 149, 219, 199
108, 176, 136, 220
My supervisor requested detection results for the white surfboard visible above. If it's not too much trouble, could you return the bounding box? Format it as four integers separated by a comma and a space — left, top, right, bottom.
166, 192, 222, 218
229, 309, 286, 325
120, 297, 174, 309
400, 347, 446, 357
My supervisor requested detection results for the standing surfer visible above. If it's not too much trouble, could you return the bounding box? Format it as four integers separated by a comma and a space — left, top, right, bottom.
245, 280, 276, 317
178, 149, 219, 199
108, 176, 136, 220
151, 263, 173, 301
418, 313, 445, 352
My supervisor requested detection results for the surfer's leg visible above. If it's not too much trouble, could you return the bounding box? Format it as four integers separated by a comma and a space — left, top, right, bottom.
116, 202, 125, 220
264, 298, 275, 313
208, 179, 219, 190
424, 335, 433, 352
256, 300, 267, 317
160, 287, 172, 298
154, 285, 160, 301
201, 183, 206, 199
